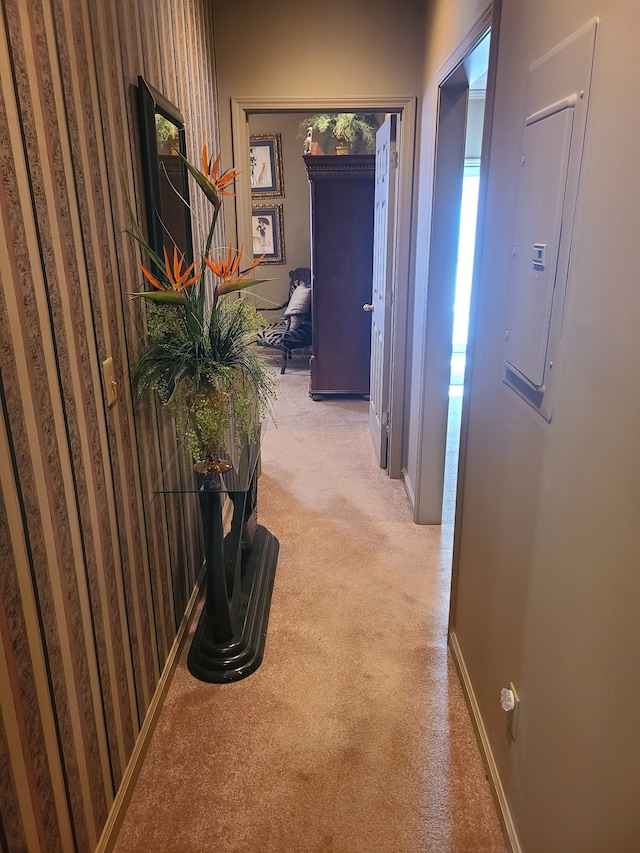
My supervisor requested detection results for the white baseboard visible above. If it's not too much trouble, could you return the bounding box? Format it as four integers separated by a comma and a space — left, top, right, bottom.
448, 629, 522, 853
96, 567, 205, 852
402, 467, 416, 510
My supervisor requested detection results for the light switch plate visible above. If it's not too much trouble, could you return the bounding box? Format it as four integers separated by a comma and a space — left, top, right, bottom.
102, 357, 117, 407
532, 242, 547, 270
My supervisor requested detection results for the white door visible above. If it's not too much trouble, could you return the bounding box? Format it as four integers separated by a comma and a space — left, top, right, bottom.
368, 114, 397, 468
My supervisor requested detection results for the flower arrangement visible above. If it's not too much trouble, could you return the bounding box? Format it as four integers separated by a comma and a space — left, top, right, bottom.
128, 142, 276, 474
298, 113, 380, 154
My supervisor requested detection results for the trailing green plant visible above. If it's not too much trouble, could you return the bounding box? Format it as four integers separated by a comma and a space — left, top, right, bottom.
127, 142, 277, 474
298, 113, 380, 154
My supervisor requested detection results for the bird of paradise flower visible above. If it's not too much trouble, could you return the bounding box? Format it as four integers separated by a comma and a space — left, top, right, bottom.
127, 141, 277, 473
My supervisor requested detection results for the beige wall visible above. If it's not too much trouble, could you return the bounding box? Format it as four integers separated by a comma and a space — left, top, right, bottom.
465, 95, 486, 160
212, 0, 426, 261
0, 1, 218, 849
451, 1, 640, 850
213, 0, 426, 101
248, 112, 312, 306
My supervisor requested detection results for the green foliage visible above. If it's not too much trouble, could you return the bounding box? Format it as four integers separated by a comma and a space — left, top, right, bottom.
131, 296, 275, 469
128, 143, 277, 472
154, 115, 180, 155
298, 113, 380, 154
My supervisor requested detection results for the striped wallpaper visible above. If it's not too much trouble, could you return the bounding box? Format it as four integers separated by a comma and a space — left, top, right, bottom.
0, 0, 220, 849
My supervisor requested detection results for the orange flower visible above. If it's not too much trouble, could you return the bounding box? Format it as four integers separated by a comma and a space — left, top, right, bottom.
179, 143, 239, 208
204, 245, 266, 295
139, 246, 201, 292
201, 142, 238, 198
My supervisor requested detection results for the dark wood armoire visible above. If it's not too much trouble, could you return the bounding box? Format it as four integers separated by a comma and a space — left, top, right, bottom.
303, 155, 375, 398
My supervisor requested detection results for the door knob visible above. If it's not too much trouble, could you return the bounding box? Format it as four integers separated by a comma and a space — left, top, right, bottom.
363, 303, 374, 312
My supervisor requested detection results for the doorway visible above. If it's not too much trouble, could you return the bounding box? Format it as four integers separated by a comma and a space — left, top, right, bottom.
230, 97, 416, 480
444, 60, 489, 522
412, 18, 491, 525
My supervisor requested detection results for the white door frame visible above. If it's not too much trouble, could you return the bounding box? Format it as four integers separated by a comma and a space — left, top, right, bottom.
230, 96, 416, 479
412, 7, 494, 524
369, 114, 398, 469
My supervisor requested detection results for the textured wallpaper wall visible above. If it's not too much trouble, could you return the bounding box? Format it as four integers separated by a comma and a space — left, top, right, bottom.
0, 1, 218, 849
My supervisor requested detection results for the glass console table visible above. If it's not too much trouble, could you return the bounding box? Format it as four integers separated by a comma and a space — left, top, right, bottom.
155, 428, 279, 683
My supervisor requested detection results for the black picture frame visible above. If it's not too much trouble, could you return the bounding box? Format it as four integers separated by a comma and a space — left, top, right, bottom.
137, 76, 193, 268
249, 133, 284, 198
251, 203, 285, 265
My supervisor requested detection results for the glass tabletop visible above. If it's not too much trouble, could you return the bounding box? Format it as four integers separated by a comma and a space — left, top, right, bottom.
153, 423, 264, 496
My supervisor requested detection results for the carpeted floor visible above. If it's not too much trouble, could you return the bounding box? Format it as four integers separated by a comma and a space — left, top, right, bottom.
113, 355, 506, 852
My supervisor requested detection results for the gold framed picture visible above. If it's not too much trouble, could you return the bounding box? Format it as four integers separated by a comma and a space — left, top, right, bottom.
251, 202, 285, 265
249, 133, 284, 198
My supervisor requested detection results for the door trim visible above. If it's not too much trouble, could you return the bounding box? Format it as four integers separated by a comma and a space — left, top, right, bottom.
230, 96, 416, 479
412, 5, 493, 524
449, 0, 501, 618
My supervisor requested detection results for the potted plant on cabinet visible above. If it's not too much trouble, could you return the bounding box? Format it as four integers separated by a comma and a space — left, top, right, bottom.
298, 113, 380, 155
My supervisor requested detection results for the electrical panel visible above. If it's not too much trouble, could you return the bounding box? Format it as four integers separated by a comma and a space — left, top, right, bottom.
504, 19, 597, 419
506, 106, 574, 389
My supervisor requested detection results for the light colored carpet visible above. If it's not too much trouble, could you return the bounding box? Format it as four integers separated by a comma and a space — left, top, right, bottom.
113, 362, 506, 853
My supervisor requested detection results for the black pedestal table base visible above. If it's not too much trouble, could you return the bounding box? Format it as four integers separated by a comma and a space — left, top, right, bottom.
185, 454, 279, 684
187, 525, 279, 683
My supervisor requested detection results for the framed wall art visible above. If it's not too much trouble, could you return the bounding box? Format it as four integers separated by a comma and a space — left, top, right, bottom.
252, 203, 285, 265
249, 133, 284, 198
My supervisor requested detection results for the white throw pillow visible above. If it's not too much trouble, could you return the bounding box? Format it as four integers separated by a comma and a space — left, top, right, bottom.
283, 283, 311, 317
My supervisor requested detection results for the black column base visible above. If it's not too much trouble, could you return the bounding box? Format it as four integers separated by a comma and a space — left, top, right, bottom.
187, 526, 279, 683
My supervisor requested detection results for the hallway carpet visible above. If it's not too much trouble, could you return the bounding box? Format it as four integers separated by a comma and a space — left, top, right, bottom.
113, 363, 506, 853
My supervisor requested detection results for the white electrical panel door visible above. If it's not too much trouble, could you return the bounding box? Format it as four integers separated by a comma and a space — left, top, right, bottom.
505, 106, 574, 389
503, 18, 597, 420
